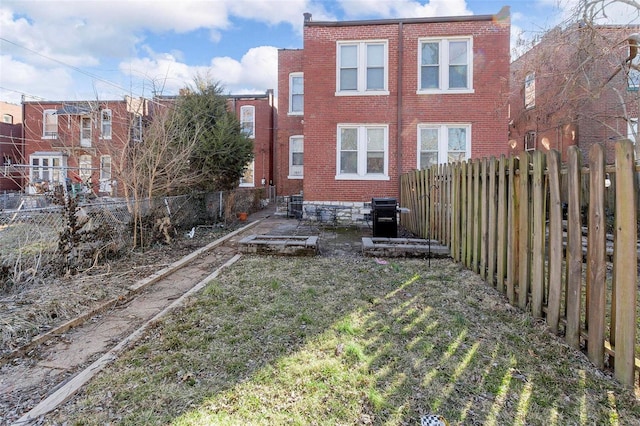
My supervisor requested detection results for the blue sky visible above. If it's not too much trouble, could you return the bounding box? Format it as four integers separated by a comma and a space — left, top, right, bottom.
0, 0, 636, 105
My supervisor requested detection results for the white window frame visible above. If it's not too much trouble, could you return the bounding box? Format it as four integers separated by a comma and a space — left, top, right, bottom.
101, 109, 112, 139
288, 135, 304, 179
336, 124, 389, 180
525, 131, 537, 151
80, 116, 92, 147
628, 53, 640, 90
289, 73, 304, 115
240, 105, 255, 139
42, 109, 58, 139
240, 160, 255, 187
79, 154, 93, 182
30, 152, 65, 185
131, 113, 142, 143
417, 37, 473, 94
417, 124, 471, 169
336, 40, 389, 96
2, 114, 13, 124
99, 155, 113, 194
525, 72, 536, 109
628, 118, 638, 144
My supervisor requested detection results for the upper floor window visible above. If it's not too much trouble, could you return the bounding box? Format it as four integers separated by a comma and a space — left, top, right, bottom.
418, 37, 472, 93
101, 109, 112, 139
130, 113, 142, 143
525, 72, 536, 109
525, 131, 537, 151
418, 124, 470, 169
2, 114, 13, 124
628, 55, 640, 90
289, 73, 304, 115
42, 109, 58, 139
240, 105, 255, 138
80, 116, 92, 147
336, 124, 388, 180
289, 136, 303, 179
337, 40, 389, 95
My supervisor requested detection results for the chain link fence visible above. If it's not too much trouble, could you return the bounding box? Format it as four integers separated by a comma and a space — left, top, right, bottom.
0, 187, 273, 289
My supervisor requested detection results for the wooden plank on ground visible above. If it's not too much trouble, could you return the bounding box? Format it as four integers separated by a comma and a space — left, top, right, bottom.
565, 146, 582, 349
546, 150, 563, 334
587, 143, 606, 369
613, 140, 638, 387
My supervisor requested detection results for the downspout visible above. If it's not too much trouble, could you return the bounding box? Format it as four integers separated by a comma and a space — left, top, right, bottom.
397, 22, 404, 198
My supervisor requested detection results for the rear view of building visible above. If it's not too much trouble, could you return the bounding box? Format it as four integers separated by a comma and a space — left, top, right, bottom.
277, 7, 511, 212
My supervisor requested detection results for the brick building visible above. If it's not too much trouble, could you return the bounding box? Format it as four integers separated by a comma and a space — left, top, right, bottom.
21, 97, 147, 196
509, 24, 640, 163
276, 7, 511, 210
226, 91, 275, 189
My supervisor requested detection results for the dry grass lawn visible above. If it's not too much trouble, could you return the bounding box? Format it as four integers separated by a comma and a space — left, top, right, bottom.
46, 256, 640, 425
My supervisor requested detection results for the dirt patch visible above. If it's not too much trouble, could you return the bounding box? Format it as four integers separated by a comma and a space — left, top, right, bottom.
0, 225, 231, 358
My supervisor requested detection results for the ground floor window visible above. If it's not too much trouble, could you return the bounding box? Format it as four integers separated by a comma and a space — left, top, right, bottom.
336, 124, 388, 180
240, 160, 254, 187
289, 136, 303, 179
417, 124, 470, 168
30, 152, 64, 184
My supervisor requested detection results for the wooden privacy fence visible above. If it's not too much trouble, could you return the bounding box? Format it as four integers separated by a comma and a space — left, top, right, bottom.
399, 141, 639, 388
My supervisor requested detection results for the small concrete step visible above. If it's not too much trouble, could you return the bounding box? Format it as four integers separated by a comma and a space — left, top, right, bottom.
239, 234, 318, 256
361, 237, 450, 258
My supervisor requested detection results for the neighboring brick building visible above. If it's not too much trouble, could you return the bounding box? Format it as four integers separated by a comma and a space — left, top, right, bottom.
509, 24, 640, 163
21, 97, 147, 196
227, 91, 275, 189
276, 8, 511, 209
0, 101, 23, 192
19, 92, 275, 197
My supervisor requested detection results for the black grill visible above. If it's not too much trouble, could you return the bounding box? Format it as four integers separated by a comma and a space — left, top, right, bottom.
371, 197, 397, 238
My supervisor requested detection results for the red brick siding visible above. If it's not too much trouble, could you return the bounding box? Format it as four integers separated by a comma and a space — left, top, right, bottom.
276, 49, 304, 196
296, 16, 509, 203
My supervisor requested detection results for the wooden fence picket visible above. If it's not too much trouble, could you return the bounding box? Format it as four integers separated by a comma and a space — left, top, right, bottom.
398, 140, 639, 385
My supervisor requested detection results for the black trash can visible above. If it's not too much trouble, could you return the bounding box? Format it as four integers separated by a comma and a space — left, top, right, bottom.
288, 195, 303, 219
371, 197, 397, 238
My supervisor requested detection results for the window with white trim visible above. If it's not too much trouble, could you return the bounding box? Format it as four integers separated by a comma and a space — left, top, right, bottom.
628, 118, 638, 143
525, 72, 535, 109
629, 54, 640, 90
2, 114, 13, 124
100, 155, 111, 180
418, 37, 472, 93
525, 131, 536, 151
130, 113, 142, 143
240, 105, 255, 138
289, 136, 303, 178
337, 40, 388, 95
418, 124, 470, 168
240, 160, 255, 186
289, 73, 303, 114
30, 153, 64, 183
79, 155, 92, 182
42, 109, 58, 139
101, 109, 112, 139
80, 116, 92, 147
337, 125, 388, 179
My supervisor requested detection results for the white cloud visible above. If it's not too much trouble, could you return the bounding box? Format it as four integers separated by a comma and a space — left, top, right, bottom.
120, 45, 278, 96
338, 0, 472, 19
0, 55, 75, 103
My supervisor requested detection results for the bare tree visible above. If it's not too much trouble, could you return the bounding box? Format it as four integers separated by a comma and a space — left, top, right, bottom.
509, 1, 640, 162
